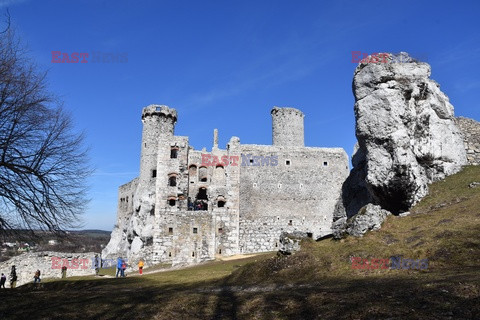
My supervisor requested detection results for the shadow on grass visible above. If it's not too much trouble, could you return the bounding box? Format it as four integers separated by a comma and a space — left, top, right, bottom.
0, 268, 479, 319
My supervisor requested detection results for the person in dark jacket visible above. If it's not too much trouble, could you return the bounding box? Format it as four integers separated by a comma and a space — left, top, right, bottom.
0, 273, 6, 288
9, 265, 17, 288
34, 269, 41, 283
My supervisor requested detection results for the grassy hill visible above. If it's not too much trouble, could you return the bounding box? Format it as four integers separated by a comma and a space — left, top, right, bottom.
1, 166, 479, 319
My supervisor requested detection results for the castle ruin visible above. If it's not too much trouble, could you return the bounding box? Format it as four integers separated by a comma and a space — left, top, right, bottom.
102, 105, 349, 266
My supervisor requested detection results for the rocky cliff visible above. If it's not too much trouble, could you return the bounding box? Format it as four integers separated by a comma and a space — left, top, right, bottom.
336, 52, 467, 237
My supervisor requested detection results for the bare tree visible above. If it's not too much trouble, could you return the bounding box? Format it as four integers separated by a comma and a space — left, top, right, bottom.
0, 26, 91, 235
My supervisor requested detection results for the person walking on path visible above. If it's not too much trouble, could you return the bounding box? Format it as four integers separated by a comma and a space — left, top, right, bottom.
121, 259, 126, 277
115, 257, 122, 278
138, 259, 144, 275
9, 265, 17, 288
61, 266, 67, 278
0, 273, 6, 288
94, 254, 100, 276
116, 257, 122, 278
34, 269, 41, 283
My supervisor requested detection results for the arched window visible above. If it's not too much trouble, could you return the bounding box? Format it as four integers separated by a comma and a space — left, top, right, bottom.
217, 196, 226, 208
167, 196, 177, 207
194, 187, 208, 211
170, 147, 178, 159
199, 166, 208, 182
196, 187, 208, 200
168, 175, 177, 187
213, 165, 225, 184
189, 165, 197, 181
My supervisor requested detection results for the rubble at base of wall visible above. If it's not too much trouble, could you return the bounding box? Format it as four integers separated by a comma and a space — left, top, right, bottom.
278, 231, 309, 255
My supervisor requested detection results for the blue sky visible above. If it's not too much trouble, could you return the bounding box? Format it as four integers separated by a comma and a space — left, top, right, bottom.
3, 0, 479, 230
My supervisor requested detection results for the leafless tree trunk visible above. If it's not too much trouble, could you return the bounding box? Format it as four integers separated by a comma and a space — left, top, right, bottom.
0, 26, 91, 236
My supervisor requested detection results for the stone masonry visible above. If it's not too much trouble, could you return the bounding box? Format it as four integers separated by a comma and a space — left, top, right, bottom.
103, 106, 349, 267
0, 251, 97, 287
456, 117, 480, 165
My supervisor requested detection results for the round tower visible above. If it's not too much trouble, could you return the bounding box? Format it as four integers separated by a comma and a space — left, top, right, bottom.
271, 106, 304, 147
139, 105, 177, 182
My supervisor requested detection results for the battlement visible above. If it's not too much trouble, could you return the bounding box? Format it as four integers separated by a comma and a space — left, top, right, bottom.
271, 106, 304, 118
142, 104, 178, 121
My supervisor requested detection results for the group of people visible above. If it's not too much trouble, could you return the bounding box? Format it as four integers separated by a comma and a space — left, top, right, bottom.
0, 265, 18, 288
0, 266, 40, 288
116, 257, 127, 277
188, 199, 208, 211
115, 257, 145, 277
0, 257, 146, 287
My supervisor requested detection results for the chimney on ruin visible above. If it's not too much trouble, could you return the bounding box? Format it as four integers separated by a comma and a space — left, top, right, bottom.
213, 128, 219, 150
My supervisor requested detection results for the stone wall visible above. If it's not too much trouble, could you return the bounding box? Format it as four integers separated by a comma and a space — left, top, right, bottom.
0, 251, 97, 287
154, 210, 215, 266
238, 145, 348, 253
456, 117, 480, 165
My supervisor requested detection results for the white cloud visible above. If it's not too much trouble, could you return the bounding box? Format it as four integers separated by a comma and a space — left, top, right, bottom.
0, 0, 28, 8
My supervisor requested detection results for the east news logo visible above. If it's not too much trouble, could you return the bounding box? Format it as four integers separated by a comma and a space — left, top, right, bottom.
51, 51, 128, 63
351, 256, 429, 270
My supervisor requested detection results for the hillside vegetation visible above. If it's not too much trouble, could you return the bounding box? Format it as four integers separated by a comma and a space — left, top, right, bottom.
1, 166, 479, 320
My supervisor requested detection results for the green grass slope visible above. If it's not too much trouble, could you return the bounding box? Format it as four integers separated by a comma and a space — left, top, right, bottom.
1, 166, 479, 320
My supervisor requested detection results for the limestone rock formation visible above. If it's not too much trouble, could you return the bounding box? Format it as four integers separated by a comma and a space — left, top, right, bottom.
343, 52, 467, 218
345, 204, 391, 237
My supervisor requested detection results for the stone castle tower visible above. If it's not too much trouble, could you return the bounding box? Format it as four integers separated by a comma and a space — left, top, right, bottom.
103, 105, 349, 267
139, 105, 177, 185
271, 107, 304, 147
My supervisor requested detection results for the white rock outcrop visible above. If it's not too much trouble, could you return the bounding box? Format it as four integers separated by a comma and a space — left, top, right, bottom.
346, 52, 467, 216
345, 204, 391, 237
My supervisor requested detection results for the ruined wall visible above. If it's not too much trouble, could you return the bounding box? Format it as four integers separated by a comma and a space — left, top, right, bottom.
456, 116, 480, 165
102, 178, 139, 259
0, 251, 97, 287
154, 210, 215, 266
151, 141, 241, 265
238, 145, 349, 253
152, 134, 190, 265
